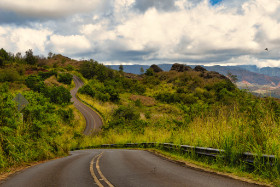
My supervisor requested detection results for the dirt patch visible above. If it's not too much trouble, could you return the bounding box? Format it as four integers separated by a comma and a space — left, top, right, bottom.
130, 95, 156, 106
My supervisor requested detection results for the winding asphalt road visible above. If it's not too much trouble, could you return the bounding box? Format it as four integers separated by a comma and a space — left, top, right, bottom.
70, 75, 103, 135
0, 76, 264, 187
0, 149, 262, 187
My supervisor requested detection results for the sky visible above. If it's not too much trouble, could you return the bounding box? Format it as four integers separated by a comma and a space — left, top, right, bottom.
0, 0, 280, 67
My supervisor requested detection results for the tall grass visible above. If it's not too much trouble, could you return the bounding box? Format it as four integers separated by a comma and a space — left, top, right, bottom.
78, 93, 280, 185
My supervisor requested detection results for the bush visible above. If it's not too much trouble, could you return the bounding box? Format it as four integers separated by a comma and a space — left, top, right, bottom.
0, 69, 21, 82
145, 68, 155, 76
25, 75, 44, 92
66, 65, 74, 71
58, 108, 74, 124
58, 73, 73, 85
38, 70, 57, 80
47, 86, 71, 105
96, 92, 110, 102
79, 84, 95, 97
113, 105, 140, 121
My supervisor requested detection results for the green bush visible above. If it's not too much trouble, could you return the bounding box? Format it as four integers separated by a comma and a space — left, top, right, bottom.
58, 108, 74, 124
96, 92, 110, 102
66, 65, 74, 71
47, 86, 72, 105
79, 84, 95, 97
25, 75, 44, 92
0, 69, 21, 82
38, 70, 57, 80
58, 73, 73, 85
113, 105, 140, 121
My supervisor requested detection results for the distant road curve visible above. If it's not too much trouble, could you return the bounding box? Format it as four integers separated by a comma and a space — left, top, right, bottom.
0, 149, 262, 187
70, 75, 103, 135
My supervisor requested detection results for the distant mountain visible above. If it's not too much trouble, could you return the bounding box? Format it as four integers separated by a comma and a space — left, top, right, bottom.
202, 65, 280, 86
110, 64, 280, 86
237, 65, 280, 78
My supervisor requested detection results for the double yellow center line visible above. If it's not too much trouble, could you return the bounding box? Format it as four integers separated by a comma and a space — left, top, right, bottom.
90, 152, 114, 187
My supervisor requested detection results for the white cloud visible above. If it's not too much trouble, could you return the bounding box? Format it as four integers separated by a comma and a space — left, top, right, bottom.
227, 55, 280, 67
0, 25, 51, 54
0, 0, 280, 67
49, 34, 91, 55
0, 0, 106, 18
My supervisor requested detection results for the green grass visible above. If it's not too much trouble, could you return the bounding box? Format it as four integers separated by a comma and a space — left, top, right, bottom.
77, 91, 280, 186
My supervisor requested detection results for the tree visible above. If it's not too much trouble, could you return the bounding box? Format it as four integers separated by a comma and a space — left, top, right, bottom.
0, 48, 9, 60
25, 75, 45, 92
0, 57, 4, 67
145, 68, 155, 76
140, 67, 144, 74
25, 49, 37, 65
48, 52, 53, 59
227, 72, 238, 83
58, 73, 73, 85
48, 86, 71, 105
119, 64, 124, 72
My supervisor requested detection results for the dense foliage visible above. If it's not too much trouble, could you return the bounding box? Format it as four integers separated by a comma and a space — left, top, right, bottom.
25, 75, 71, 105
58, 73, 73, 85
77, 62, 280, 185
0, 85, 79, 168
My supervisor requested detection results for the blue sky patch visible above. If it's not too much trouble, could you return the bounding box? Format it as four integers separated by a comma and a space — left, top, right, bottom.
210, 0, 223, 5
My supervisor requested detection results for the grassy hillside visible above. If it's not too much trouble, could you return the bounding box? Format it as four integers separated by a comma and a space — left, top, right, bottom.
0, 49, 84, 171
1, 48, 280, 185
77, 62, 280, 185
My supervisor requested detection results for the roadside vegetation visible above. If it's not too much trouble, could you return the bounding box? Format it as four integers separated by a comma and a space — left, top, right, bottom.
0, 48, 83, 172
77, 62, 280, 185
1, 47, 280, 185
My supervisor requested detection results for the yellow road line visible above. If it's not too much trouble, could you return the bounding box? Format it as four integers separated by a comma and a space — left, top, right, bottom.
96, 152, 114, 187
90, 153, 104, 187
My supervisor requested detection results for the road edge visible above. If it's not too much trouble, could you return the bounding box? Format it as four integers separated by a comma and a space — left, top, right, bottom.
145, 148, 272, 187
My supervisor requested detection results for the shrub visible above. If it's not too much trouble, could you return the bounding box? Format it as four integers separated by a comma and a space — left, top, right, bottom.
96, 92, 110, 102
0, 69, 21, 82
25, 75, 44, 92
145, 68, 155, 76
58, 108, 74, 124
113, 105, 140, 121
66, 65, 74, 71
79, 84, 95, 97
58, 73, 73, 85
48, 86, 71, 105
38, 70, 57, 80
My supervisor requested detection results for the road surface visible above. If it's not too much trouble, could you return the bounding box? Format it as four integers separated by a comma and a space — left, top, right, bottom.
70, 75, 103, 135
0, 149, 262, 187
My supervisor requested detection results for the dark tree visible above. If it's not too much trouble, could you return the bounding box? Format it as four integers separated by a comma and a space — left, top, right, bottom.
0, 48, 9, 60
145, 68, 155, 76
58, 73, 73, 85
119, 64, 124, 72
140, 67, 144, 74
25, 49, 37, 65
227, 72, 238, 83
0, 57, 4, 67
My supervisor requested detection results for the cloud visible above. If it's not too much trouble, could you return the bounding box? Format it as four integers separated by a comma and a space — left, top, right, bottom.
0, 25, 52, 54
48, 34, 91, 56
0, 0, 280, 67
133, 0, 177, 12
0, 0, 107, 18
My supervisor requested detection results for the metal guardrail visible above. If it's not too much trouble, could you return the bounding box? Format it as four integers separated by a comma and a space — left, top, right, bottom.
88, 143, 277, 165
